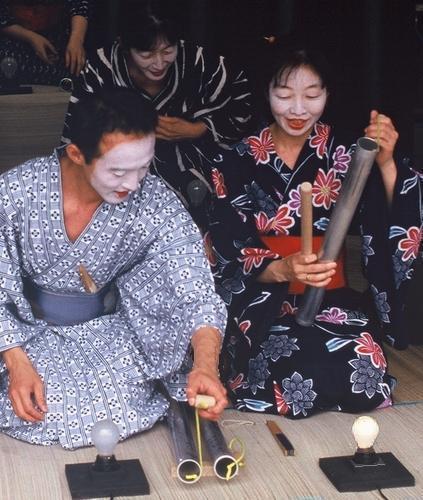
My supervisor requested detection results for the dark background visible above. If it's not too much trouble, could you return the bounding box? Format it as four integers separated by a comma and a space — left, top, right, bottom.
89, 0, 421, 163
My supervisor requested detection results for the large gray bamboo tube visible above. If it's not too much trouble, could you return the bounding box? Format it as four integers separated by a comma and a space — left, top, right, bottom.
166, 399, 202, 483
199, 419, 239, 480
296, 137, 379, 327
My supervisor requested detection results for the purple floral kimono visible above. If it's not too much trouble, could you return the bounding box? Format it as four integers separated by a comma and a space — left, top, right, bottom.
206, 122, 422, 417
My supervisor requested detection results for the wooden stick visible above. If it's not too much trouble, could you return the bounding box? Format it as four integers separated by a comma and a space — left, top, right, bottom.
300, 182, 313, 255
78, 264, 98, 293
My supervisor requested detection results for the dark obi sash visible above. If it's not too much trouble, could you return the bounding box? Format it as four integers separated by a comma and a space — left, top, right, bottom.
23, 277, 118, 326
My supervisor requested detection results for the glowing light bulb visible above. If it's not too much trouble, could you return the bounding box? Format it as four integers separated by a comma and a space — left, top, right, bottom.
352, 416, 379, 450
91, 419, 120, 456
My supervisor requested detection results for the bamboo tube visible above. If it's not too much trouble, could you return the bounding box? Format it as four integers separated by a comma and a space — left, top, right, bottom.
166, 399, 202, 483
296, 137, 379, 327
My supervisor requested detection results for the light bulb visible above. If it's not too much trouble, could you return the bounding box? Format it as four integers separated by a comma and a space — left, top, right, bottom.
0, 57, 17, 80
352, 416, 379, 450
187, 179, 208, 206
91, 419, 120, 456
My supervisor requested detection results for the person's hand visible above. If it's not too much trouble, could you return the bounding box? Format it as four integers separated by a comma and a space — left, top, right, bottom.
65, 38, 86, 76
258, 252, 337, 287
28, 32, 58, 64
156, 116, 207, 141
364, 110, 399, 171
2, 347, 47, 422
186, 367, 228, 421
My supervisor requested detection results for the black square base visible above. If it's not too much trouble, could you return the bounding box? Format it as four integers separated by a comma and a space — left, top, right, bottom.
65, 459, 150, 499
0, 85, 32, 95
319, 452, 415, 492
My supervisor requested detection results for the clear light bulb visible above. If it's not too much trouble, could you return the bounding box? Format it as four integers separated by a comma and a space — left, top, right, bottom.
0, 57, 17, 80
352, 416, 379, 450
187, 179, 208, 206
91, 419, 120, 456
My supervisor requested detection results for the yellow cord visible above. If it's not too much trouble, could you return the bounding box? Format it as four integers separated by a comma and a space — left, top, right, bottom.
193, 407, 246, 481
194, 408, 203, 467
225, 437, 246, 480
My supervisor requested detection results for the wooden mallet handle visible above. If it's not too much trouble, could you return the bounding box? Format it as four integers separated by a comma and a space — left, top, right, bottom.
194, 394, 216, 409
300, 182, 313, 255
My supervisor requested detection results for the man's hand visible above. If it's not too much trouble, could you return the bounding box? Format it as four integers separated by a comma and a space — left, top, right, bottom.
186, 367, 228, 421
188, 326, 227, 420
28, 32, 58, 64
2, 347, 47, 422
156, 116, 207, 141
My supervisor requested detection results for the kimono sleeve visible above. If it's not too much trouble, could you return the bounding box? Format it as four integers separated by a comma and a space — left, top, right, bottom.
188, 45, 253, 145
118, 185, 227, 380
360, 156, 423, 347
207, 148, 283, 308
0, 203, 38, 352
67, 0, 91, 19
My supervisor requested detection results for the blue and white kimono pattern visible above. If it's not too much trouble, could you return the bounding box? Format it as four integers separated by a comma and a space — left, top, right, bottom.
0, 151, 227, 449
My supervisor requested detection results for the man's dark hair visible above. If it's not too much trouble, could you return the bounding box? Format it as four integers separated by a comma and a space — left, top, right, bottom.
68, 88, 157, 163
119, 0, 179, 52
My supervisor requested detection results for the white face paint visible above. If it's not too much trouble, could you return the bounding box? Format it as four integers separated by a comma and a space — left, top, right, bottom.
269, 65, 328, 138
86, 132, 155, 204
129, 39, 178, 83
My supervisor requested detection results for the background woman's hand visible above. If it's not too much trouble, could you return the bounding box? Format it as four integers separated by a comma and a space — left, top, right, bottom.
156, 116, 207, 141
65, 39, 86, 76
28, 32, 58, 64
258, 252, 337, 287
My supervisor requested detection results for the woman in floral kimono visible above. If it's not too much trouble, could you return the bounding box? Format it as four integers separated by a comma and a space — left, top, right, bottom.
207, 47, 422, 417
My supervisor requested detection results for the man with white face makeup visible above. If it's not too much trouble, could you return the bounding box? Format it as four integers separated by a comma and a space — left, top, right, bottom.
0, 88, 228, 449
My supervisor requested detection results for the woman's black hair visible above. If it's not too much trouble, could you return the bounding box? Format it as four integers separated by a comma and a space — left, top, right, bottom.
68, 88, 158, 164
118, 0, 179, 51
266, 43, 333, 93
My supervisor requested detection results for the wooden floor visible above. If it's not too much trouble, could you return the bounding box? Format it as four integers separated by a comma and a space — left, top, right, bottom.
0, 346, 421, 500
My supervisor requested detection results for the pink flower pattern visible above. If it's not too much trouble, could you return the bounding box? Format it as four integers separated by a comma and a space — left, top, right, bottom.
247, 128, 275, 164
211, 168, 228, 198
315, 307, 348, 324
279, 301, 298, 317
238, 247, 279, 274
287, 187, 302, 216
332, 145, 351, 173
312, 168, 341, 210
309, 123, 330, 159
398, 226, 422, 261
254, 205, 295, 235
354, 332, 387, 369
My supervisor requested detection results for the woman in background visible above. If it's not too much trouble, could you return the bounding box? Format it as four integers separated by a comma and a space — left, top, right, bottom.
0, 0, 91, 84
62, 0, 253, 230
207, 46, 422, 417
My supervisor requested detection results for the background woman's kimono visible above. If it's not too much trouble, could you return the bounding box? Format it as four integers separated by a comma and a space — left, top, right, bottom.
0, 150, 227, 449
207, 123, 422, 417
62, 39, 253, 228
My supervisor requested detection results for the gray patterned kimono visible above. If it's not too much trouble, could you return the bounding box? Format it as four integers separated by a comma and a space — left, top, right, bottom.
0, 150, 227, 449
